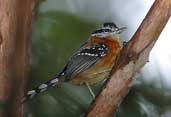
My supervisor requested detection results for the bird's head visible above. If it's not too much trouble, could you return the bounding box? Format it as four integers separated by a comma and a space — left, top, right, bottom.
91, 22, 126, 38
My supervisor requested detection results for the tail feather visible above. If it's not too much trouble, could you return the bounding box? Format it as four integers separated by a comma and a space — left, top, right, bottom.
22, 71, 65, 103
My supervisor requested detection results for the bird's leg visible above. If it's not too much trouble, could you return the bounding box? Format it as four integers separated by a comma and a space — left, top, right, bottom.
85, 82, 95, 98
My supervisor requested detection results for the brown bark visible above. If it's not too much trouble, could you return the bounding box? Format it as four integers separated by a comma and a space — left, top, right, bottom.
0, 0, 35, 117
86, 0, 171, 116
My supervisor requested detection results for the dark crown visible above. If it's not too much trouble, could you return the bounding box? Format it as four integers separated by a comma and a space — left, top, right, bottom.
103, 22, 118, 29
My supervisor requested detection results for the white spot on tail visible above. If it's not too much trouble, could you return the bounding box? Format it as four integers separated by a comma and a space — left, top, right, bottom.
39, 84, 47, 89
61, 72, 65, 76
27, 90, 36, 95
50, 78, 59, 86
27, 90, 36, 98
39, 84, 48, 92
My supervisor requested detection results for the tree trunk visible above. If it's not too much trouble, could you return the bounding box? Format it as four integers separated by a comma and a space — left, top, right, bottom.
0, 0, 35, 116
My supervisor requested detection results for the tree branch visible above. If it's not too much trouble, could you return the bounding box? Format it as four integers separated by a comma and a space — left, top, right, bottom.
0, 0, 35, 116
86, 0, 171, 116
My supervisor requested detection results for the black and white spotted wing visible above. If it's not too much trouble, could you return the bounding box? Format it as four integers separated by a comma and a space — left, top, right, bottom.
65, 43, 108, 79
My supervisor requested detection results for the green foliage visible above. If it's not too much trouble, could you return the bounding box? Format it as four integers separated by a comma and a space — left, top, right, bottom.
0, 101, 7, 110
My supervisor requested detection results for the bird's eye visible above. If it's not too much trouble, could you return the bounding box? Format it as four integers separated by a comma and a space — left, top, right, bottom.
104, 29, 110, 32
92, 29, 109, 34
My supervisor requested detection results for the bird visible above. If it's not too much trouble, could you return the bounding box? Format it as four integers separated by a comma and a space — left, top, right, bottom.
22, 22, 126, 103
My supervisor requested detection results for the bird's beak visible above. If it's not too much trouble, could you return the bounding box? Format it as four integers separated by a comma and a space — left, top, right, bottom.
116, 27, 127, 34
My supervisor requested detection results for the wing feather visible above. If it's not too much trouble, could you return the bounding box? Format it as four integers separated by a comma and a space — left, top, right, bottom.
65, 43, 108, 79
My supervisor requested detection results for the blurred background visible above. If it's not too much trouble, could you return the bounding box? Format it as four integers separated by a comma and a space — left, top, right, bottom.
24, 0, 171, 117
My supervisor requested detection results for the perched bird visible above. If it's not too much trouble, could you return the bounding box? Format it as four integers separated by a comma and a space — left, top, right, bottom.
22, 22, 126, 102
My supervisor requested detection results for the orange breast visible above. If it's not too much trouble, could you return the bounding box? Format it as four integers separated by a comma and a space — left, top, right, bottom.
70, 36, 121, 85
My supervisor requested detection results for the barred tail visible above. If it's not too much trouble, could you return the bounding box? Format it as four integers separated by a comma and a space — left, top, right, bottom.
22, 71, 65, 103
